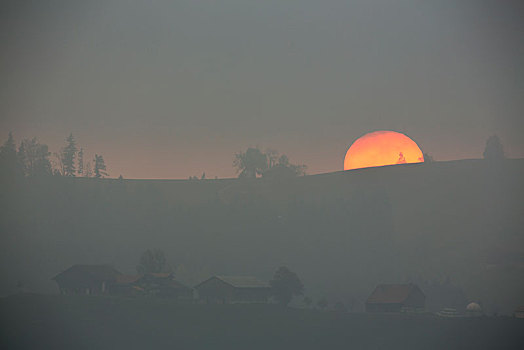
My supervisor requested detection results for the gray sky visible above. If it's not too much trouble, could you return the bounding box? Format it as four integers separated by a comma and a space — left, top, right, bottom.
1, 0, 523, 178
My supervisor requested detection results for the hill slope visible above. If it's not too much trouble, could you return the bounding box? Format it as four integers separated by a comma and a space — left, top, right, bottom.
0, 159, 523, 313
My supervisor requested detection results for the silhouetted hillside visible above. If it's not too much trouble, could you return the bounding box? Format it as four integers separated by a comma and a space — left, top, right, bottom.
1, 159, 523, 313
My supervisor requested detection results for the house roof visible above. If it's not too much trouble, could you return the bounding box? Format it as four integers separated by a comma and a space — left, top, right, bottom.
53, 264, 121, 281
366, 284, 422, 304
215, 275, 269, 288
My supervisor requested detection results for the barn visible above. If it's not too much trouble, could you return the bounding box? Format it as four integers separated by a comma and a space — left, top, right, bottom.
195, 276, 271, 304
53, 264, 121, 295
366, 284, 425, 313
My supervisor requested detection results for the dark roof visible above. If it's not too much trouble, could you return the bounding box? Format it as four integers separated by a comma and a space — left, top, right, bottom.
366, 284, 423, 304
196, 275, 269, 289
53, 264, 121, 281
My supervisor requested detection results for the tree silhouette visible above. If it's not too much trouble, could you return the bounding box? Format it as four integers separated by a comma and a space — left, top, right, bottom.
233, 147, 268, 178
423, 153, 434, 162
61, 133, 78, 176
234, 147, 306, 179
265, 148, 279, 168
270, 266, 304, 306
93, 154, 108, 178
18, 138, 52, 177
0, 132, 21, 180
77, 148, 84, 176
137, 249, 168, 274
84, 161, 93, 178
483, 135, 505, 161
263, 154, 307, 179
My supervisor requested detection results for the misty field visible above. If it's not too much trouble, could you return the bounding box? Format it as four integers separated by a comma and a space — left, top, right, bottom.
1, 294, 523, 350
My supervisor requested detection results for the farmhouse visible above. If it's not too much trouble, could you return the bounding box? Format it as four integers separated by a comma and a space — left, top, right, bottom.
53, 264, 121, 295
195, 276, 271, 304
366, 283, 425, 313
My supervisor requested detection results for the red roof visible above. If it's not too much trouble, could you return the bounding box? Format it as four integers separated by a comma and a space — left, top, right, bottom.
366, 284, 422, 304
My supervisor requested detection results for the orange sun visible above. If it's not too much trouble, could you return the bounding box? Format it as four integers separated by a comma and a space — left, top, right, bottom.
344, 131, 424, 170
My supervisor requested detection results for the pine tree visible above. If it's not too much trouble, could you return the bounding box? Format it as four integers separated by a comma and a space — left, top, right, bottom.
84, 161, 93, 178
0, 132, 21, 180
61, 133, 78, 176
93, 154, 108, 178
77, 148, 84, 176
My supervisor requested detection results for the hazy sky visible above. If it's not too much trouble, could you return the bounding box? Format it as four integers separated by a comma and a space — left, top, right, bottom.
1, 0, 523, 178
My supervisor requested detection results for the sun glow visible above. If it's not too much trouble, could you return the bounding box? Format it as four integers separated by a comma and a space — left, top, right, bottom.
344, 131, 424, 170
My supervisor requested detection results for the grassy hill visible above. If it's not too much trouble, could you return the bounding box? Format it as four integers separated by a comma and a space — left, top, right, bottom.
0, 159, 523, 314
1, 294, 523, 350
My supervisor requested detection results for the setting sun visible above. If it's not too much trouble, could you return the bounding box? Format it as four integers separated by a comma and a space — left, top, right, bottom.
344, 131, 424, 170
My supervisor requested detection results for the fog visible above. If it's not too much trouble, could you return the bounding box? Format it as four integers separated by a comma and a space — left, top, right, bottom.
1, 1, 524, 349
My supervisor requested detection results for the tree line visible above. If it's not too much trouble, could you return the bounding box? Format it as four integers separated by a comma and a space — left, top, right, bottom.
233, 147, 307, 179
0, 132, 108, 180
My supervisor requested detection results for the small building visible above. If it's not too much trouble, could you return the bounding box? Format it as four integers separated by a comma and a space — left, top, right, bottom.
195, 276, 271, 304
366, 283, 425, 313
53, 264, 121, 295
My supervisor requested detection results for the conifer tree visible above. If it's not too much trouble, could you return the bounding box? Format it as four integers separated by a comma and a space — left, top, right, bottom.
93, 154, 108, 178
0, 132, 21, 179
77, 148, 84, 176
61, 133, 78, 176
